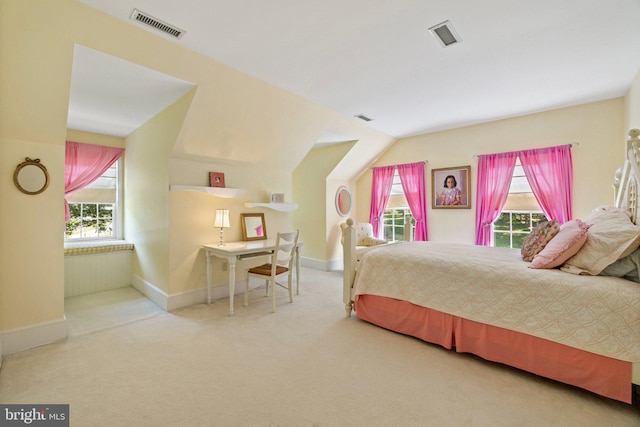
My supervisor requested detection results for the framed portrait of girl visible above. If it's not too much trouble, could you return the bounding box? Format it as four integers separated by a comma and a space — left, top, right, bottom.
432, 166, 471, 209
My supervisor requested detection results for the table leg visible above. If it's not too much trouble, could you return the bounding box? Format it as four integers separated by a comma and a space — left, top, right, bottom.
206, 252, 212, 304
295, 246, 301, 295
228, 256, 237, 315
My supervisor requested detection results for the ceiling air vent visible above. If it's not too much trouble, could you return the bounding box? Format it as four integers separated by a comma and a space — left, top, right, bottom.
130, 9, 186, 39
428, 20, 461, 48
354, 114, 373, 122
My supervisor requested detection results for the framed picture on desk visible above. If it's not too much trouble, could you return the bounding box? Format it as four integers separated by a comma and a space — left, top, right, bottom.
241, 213, 267, 241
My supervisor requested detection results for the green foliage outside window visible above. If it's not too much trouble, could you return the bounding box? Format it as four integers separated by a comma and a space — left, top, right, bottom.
383, 208, 413, 242
65, 203, 114, 239
494, 211, 546, 248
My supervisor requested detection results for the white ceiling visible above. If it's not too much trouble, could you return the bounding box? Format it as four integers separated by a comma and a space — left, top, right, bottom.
68, 45, 195, 137
72, 0, 640, 139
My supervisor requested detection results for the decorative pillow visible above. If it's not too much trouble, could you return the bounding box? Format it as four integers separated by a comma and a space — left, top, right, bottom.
354, 223, 375, 246
362, 236, 387, 246
529, 219, 589, 269
560, 206, 640, 275
521, 219, 560, 262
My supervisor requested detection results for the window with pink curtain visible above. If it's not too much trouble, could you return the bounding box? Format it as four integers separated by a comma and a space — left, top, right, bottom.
475, 144, 573, 245
475, 152, 517, 246
397, 162, 428, 241
518, 145, 573, 224
65, 141, 124, 222
369, 165, 395, 238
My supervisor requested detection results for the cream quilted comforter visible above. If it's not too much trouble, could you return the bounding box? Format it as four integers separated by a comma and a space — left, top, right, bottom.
353, 242, 640, 362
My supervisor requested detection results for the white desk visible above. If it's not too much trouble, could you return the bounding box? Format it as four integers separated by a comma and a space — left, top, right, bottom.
203, 239, 302, 315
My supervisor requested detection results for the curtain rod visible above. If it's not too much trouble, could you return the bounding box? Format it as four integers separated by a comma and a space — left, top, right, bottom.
372, 160, 428, 169
472, 142, 579, 158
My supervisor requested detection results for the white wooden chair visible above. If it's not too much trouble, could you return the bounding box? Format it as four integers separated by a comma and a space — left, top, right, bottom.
244, 230, 299, 312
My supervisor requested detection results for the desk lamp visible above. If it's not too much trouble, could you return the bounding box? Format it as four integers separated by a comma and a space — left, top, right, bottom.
214, 209, 230, 246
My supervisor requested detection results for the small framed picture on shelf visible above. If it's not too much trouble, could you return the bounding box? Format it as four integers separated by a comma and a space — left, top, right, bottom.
209, 172, 225, 188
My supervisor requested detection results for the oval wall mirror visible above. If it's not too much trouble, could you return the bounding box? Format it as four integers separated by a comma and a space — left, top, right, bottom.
335, 186, 352, 217
14, 157, 49, 195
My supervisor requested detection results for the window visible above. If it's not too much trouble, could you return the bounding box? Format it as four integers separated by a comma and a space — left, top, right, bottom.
493, 161, 544, 248
383, 207, 413, 242
382, 171, 414, 241
494, 211, 546, 248
65, 159, 122, 240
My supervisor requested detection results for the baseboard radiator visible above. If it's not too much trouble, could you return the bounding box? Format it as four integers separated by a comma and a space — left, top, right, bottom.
64, 242, 134, 298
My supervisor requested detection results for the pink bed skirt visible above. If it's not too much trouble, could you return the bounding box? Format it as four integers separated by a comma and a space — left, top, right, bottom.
354, 294, 632, 403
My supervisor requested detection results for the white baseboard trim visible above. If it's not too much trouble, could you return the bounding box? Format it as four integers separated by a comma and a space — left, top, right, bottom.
166, 285, 245, 312
301, 256, 342, 271
131, 274, 249, 312
131, 274, 169, 311
167, 288, 207, 312
1, 317, 67, 356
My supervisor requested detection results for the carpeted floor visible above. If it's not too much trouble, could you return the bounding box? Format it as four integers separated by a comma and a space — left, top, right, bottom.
64, 287, 165, 337
0, 268, 638, 426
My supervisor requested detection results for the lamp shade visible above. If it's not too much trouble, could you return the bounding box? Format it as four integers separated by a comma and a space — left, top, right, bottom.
214, 209, 230, 228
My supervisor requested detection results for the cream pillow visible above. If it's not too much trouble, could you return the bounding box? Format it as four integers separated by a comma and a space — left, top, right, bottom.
560, 206, 640, 275
529, 219, 589, 269
362, 236, 387, 246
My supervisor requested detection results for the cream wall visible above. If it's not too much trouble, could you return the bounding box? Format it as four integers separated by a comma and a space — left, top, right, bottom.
626, 69, 640, 132
0, 0, 74, 340
2, 0, 636, 357
0, 140, 64, 329
357, 99, 625, 244
168, 157, 294, 298
0, 0, 394, 352
127, 89, 196, 298
293, 142, 357, 269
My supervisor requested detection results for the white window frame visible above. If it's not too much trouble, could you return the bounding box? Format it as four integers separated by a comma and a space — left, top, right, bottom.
383, 207, 413, 242
65, 158, 123, 242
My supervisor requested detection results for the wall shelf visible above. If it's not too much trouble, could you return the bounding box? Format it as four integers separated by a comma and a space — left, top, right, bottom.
170, 185, 245, 198
244, 202, 298, 212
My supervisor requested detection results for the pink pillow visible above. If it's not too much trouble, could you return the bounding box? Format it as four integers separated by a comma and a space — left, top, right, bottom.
520, 219, 560, 262
529, 219, 589, 269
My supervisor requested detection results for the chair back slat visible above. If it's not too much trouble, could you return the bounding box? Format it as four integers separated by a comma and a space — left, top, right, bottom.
273, 230, 299, 269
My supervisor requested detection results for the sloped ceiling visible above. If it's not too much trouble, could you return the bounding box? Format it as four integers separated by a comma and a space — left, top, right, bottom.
68, 45, 196, 137
71, 0, 640, 141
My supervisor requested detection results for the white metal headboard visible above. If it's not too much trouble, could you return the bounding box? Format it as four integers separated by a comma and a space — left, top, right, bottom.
614, 129, 640, 224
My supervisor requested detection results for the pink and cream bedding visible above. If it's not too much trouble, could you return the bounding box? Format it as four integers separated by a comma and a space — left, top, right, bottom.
353, 242, 640, 364
351, 242, 640, 402
354, 294, 631, 402
342, 129, 640, 406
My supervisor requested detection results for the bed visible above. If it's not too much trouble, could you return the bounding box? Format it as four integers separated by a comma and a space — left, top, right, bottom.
342, 129, 640, 406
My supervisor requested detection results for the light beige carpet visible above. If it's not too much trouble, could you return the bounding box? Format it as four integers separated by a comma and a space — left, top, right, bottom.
64, 287, 165, 337
1, 268, 638, 426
